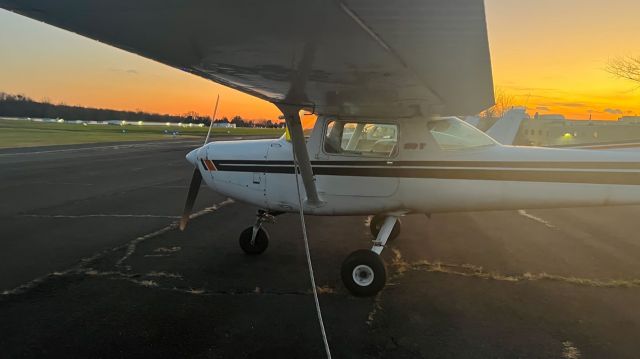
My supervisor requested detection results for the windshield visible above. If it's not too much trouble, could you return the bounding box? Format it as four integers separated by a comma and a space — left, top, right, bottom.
428, 117, 496, 150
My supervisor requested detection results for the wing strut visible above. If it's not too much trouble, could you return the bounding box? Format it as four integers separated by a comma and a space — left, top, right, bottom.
277, 104, 323, 207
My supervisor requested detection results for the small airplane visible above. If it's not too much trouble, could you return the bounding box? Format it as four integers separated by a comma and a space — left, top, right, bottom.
4, 0, 640, 297
482, 108, 640, 152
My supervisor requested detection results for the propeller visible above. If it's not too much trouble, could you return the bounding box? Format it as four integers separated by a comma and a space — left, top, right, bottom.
179, 167, 203, 231
179, 95, 220, 231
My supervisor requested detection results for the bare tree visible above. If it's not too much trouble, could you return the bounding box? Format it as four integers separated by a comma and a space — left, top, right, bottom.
481, 88, 515, 119
606, 55, 640, 84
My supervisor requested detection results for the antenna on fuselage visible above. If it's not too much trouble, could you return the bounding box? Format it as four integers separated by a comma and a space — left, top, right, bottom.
204, 94, 221, 145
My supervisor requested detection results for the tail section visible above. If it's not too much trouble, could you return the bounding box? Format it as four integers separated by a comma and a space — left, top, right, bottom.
486, 108, 527, 145
463, 116, 481, 128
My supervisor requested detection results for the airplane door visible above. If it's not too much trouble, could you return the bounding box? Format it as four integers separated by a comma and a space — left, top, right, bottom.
315, 120, 399, 198
314, 160, 400, 197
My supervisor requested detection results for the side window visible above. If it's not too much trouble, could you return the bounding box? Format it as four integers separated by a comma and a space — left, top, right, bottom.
324, 120, 398, 157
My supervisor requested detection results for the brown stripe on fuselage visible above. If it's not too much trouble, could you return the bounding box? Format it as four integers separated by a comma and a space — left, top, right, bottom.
213, 160, 640, 170
212, 160, 640, 185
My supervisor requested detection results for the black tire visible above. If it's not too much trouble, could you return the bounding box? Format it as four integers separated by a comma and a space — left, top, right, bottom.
369, 215, 401, 241
239, 227, 269, 255
341, 249, 387, 297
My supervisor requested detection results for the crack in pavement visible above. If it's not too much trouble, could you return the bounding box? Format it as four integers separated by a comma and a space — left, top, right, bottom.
3, 263, 340, 299
77, 268, 333, 297
1, 269, 76, 296
2, 197, 340, 299
366, 248, 409, 326
2, 199, 234, 297
115, 198, 235, 269
366, 248, 640, 326
517, 209, 557, 229
160, 285, 331, 297
145, 271, 183, 279
153, 246, 181, 253
562, 341, 582, 359
391, 249, 640, 289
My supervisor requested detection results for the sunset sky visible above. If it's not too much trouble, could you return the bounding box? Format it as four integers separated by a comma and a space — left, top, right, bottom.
1, 0, 640, 120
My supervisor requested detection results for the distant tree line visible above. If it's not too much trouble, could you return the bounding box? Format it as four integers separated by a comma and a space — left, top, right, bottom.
0, 92, 283, 128
212, 115, 281, 128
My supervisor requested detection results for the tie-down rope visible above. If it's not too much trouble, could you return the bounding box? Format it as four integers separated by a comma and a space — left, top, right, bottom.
292, 152, 332, 359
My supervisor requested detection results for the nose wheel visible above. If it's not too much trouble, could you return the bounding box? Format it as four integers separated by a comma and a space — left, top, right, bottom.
239, 226, 269, 255
342, 215, 399, 297
238, 210, 278, 255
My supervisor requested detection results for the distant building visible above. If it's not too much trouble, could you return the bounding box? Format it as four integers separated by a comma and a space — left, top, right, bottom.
618, 116, 640, 124
514, 115, 640, 146
538, 114, 566, 121
212, 123, 236, 128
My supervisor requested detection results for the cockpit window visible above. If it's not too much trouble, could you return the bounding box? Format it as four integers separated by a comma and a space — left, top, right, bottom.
428, 117, 496, 150
325, 120, 398, 157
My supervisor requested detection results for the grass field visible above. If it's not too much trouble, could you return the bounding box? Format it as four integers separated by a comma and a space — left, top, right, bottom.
0, 119, 284, 148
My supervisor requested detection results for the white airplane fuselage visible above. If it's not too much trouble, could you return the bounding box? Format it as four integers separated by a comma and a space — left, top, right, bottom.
188, 116, 640, 216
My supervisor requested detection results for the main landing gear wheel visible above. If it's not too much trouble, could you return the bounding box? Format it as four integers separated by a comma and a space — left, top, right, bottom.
342, 215, 400, 296
239, 227, 269, 255
370, 214, 401, 241
341, 250, 387, 297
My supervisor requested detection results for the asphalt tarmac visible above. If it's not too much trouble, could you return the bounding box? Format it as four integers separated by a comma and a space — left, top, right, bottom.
2, 139, 640, 358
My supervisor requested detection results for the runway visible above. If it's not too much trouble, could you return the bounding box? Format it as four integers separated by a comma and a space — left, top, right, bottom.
2, 139, 640, 358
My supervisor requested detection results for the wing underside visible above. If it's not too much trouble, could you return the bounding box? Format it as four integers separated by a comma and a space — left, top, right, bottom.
0, 0, 494, 117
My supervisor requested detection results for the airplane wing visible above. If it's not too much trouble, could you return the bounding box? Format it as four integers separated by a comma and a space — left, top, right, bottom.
0, 0, 494, 118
